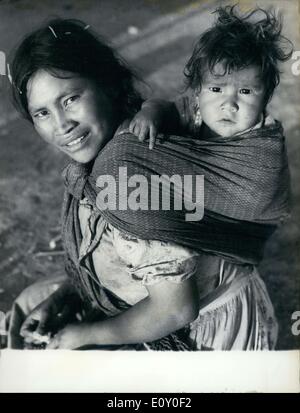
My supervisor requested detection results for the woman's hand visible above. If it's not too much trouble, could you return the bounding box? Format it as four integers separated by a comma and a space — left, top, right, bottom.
20, 281, 82, 347
46, 323, 89, 349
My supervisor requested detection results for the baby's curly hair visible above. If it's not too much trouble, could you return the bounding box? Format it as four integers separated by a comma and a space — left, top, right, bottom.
184, 5, 293, 104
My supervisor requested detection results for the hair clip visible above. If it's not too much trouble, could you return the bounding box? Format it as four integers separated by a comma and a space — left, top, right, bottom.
65, 31, 72, 35
48, 25, 58, 39
6, 63, 22, 94
7, 63, 12, 84
84, 25, 90, 30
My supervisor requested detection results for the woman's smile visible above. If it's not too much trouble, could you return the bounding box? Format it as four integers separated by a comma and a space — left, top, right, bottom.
63, 131, 90, 150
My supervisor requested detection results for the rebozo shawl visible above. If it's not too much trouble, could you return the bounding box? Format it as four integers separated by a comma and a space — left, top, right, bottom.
61, 120, 290, 314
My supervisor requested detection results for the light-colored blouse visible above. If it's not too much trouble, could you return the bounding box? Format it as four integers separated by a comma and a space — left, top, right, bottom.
78, 198, 278, 350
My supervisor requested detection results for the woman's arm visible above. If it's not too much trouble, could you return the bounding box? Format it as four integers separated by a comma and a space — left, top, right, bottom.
47, 275, 199, 349
90, 275, 199, 344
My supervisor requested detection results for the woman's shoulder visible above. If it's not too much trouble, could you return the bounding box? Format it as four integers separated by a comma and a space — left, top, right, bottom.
91, 125, 141, 172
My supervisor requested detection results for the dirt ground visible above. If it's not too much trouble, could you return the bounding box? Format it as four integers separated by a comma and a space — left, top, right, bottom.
0, 0, 299, 349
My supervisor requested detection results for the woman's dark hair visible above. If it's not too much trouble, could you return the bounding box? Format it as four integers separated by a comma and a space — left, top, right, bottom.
10, 18, 142, 122
184, 5, 293, 104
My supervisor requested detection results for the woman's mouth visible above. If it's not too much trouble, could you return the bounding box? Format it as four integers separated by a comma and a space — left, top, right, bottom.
65, 132, 90, 150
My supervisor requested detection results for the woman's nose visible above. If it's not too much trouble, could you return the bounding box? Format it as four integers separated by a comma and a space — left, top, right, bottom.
54, 110, 76, 136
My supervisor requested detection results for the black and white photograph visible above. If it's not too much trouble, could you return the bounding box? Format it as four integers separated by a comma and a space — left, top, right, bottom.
0, 0, 299, 393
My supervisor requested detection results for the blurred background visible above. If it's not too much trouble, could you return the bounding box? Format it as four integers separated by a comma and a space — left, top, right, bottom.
0, 0, 299, 349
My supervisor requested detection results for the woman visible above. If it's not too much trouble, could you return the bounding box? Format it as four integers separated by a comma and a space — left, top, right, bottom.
7, 18, 284, 350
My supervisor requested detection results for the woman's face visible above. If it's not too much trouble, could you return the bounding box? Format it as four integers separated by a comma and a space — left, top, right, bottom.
27, 69, 117, 163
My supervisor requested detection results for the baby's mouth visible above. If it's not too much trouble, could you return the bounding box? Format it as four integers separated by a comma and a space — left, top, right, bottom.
219, 118, 235, 123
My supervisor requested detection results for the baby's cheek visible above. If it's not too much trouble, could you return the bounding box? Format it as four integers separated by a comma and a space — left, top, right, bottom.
242, 104, 261, 124
199, 93, 218, 110
242, 96, 262, 113
199, 106, 215, 126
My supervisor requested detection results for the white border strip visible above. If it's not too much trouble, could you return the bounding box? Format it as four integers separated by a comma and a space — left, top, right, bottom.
0, 350, 299, 393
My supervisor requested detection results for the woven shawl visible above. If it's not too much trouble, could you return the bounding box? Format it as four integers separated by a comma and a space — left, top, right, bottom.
61, 121, 290, 313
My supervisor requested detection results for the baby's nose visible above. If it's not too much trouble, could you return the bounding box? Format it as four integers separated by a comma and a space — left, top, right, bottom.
221, 101, 238, 113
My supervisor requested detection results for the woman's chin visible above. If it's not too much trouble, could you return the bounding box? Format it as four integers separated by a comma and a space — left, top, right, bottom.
67, 149, 98, 164
64, 142, 104, 163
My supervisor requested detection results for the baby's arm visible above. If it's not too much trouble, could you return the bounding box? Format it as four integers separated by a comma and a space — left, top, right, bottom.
129, 98, 181, 149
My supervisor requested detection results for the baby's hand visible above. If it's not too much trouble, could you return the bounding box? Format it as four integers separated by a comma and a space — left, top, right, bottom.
129, 107, 160, 150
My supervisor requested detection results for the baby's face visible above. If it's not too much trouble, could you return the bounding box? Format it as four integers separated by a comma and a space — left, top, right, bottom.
197, 63, 266, 137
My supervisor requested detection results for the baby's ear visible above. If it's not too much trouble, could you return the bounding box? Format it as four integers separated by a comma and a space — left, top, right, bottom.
193, 87, 201, 96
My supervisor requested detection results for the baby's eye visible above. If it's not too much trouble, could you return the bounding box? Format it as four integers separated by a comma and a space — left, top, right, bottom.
64, 95, 80, 107
209, 87, 222, 93
239, 88, 251, 95
34, 110, 49, 119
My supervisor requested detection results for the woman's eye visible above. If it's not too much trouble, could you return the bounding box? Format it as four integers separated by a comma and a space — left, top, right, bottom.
240, 88, 251, 95
34, 110, 49, 119
209, 87, 222, 93
65, 95, 79, 107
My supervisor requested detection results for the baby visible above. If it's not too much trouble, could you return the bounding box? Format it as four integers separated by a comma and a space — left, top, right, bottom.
129, 6, 293, 148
